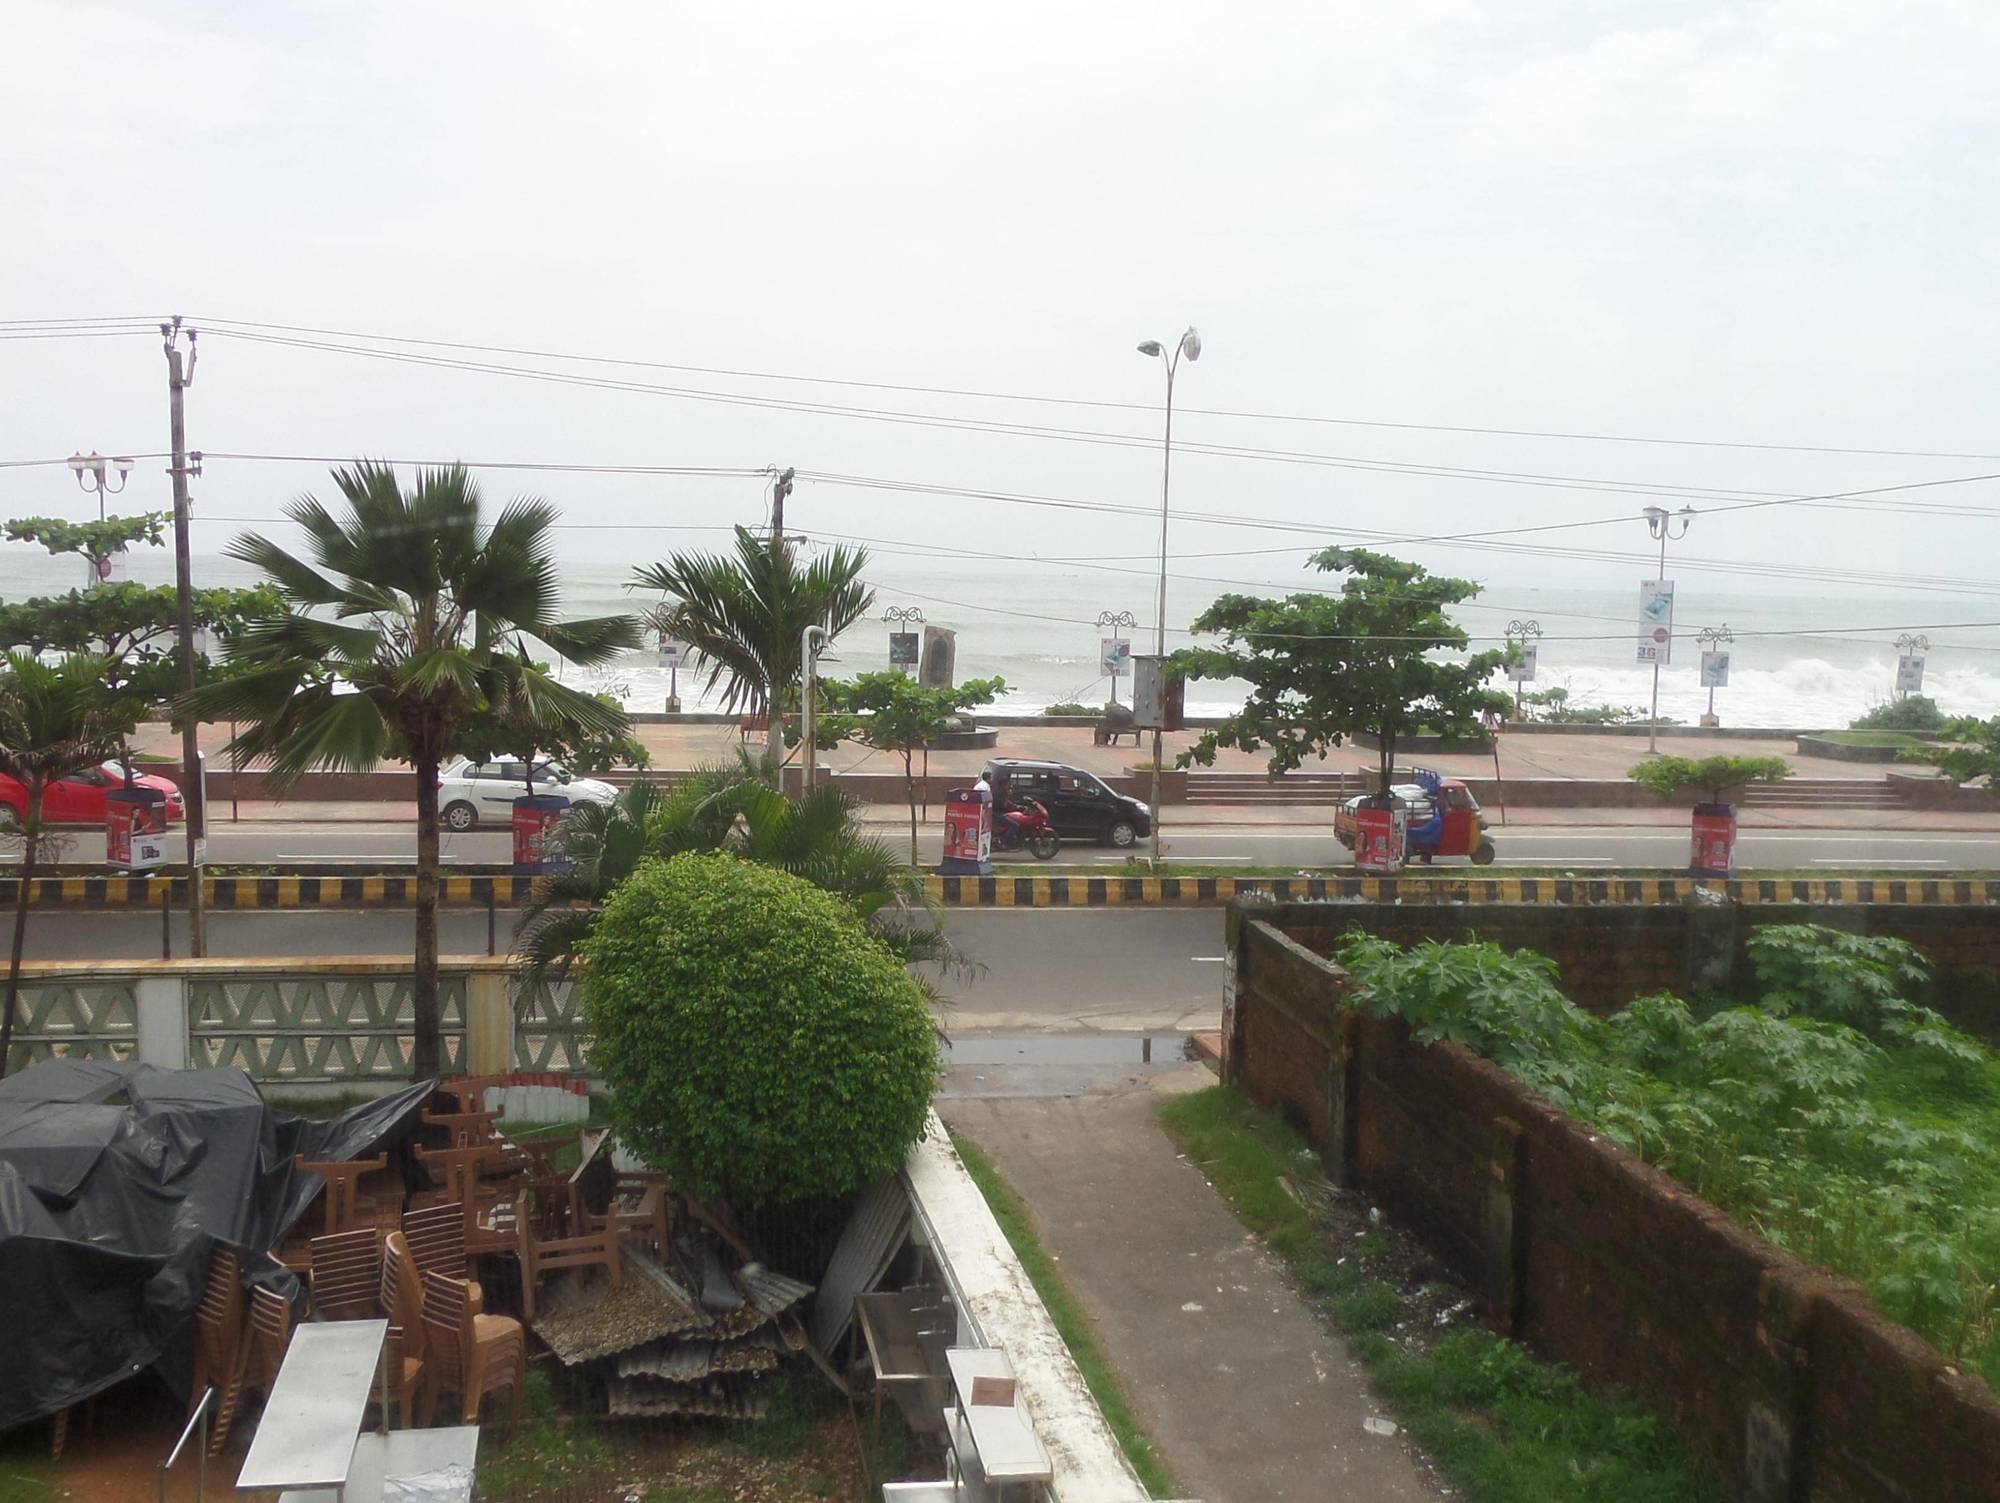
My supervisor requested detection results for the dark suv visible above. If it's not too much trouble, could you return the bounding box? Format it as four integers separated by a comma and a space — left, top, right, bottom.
983, 758, 1153, 848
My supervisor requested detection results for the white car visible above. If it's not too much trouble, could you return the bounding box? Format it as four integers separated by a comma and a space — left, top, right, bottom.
438, 758, 618, 831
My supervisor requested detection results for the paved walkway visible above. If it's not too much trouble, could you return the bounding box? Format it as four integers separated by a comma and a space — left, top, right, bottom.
941, 1067, 1439, 1503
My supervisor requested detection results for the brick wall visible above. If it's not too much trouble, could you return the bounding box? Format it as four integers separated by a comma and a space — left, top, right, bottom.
1222, 915, 2000, 1503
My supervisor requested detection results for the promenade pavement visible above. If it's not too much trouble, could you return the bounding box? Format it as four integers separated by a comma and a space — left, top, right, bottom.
942, 1066, 1441, 1502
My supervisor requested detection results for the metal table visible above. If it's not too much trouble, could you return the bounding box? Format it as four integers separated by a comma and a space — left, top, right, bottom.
276, 1426, 480, 1503
944, 1348, 1052, 1501
235, 1319, 388, 1499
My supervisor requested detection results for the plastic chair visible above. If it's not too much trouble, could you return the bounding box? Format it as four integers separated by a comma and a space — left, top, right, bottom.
418, 1269, 524, 1430
376, 1232, 427, 1430
516, 1178, 621, 1322
402, 1199, 468, 1282
243, 1284, 293, 1398
308, 1228, 383, 1320
190, 1244, 248, 1457
293, 1153, 390, 1237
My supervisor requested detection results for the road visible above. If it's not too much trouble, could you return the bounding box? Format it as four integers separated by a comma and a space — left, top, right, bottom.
11, 819, 2000, 871
7, 906, 1227, 1032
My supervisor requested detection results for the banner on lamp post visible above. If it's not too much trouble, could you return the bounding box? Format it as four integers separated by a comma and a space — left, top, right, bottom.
1506, 644, 1537, 683
1100, 637, 1132, 679
1897, 654, 1926, 695
1637, 580, 1675, 664
888, 632, 920, 669
656, 637, 685, 670
1700, 650, 1730, 688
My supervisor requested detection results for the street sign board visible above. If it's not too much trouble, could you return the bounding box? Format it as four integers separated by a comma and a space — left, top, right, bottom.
1131, 655, 1184, 731
656, 637, 686, 669
1637, 580, 1675, 664
1897, 653, 1926, 695
1100, 637, 1132, 678
889, 631, 920, 668
1700, 650, 1730, 688
1506, 644, 1537, 683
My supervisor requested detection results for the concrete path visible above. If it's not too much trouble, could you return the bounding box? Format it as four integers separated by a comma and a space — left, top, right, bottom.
941, 1067, 1439, 1502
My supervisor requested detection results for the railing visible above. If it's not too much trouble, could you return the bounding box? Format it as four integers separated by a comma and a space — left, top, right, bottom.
2, 957, 560, 1085
158, 1386, 213, 1503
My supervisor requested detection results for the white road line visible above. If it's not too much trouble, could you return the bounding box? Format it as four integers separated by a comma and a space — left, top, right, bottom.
1808, 858, 1951, 868
1190, 955, 1229, 963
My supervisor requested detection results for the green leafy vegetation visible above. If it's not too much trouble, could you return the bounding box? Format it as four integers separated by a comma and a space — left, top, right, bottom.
1160, 1088, 1719, 1503
584, 852, 939, 1207
1042, 700, 1094, 716
1852, 695, 1948, 732
1627, 754, 1790, 803
1811, 730, 1933, 747
1916, 714, 2000, 791
817, 669, 1006, 860
949, 1131, 1179, 1497
1335, 928, 2000, 1386
1516, 685, 1652, 725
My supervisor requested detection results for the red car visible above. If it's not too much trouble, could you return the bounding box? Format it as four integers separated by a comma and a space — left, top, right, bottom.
0, 762, 186, 827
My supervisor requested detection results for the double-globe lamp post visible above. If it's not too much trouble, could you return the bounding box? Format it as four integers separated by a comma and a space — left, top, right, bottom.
1137, 327, 1200, 866
1642, 504, 1696, 756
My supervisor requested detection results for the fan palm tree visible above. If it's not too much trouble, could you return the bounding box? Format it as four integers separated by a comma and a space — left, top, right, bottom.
515, 761, 960, 991
634, 527, 873, 767
182, 463, 641, 1078
0, 652, 128, 1077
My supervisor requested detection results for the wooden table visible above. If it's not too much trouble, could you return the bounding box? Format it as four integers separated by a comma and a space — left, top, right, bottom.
943, 1347, 1051, 1501
235, 1319, 388, 1499
276, 1426, 480, 1503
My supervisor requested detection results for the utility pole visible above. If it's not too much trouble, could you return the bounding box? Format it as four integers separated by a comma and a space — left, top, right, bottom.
163, 318, 207, 956
766, 467, 795, 771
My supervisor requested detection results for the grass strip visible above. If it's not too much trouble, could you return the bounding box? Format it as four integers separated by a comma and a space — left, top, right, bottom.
947, 1130, 1178, 1498
1160, 1086, 1721, 1503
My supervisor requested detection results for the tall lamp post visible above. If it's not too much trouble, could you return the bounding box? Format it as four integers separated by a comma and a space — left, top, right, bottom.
1697, 624, 1734, 726
1642, 505, 1696, 756
1505, 618, 1542, 719
884, 605, 925, 675
1096, 609, 1137, 707
1894, 633, 1931, 700
1137, 327, 1200, 865
66, 452, 134, 588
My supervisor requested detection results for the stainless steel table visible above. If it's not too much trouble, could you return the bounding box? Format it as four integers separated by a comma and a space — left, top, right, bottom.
276, 1426, 480, 1503
236, 1319, 388, 1499
944, 1347, 1052, 1501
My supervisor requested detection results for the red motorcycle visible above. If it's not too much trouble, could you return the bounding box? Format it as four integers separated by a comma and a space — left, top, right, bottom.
993, 797, 1061, 860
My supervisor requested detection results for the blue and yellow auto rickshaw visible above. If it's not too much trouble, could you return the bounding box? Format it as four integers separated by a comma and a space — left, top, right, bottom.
1403, 766, 1496, 865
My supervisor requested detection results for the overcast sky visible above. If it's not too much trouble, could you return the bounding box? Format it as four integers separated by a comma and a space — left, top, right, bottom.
6, 0, 2000, 617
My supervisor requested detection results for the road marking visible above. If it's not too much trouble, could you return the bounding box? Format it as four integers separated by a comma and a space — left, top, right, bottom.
1808, 858, 1950, 868
1190, 955, 1228, 962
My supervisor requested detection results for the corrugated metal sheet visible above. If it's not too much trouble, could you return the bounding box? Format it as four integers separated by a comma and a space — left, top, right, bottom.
606, 1375, 772, 1421
807, 1174, 912, 1355
616, 1331, 782, 1382
531, 1265, 706, 1364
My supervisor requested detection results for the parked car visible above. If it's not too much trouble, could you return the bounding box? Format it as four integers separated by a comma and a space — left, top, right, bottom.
0, 761, 185, 827
982, 758, 1152, 848
438, 758, 618, 831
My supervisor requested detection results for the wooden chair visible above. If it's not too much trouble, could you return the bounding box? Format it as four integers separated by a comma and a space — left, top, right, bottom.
434, 1075, 507, 1113
580, 1170, 672, 1257
376, 1232, 426, 1430
294, 1153, 390, 1237
308, 1228, 382, 1321
190, 1244, 248, 1457
243, 1284, 293, 1405
516, 1183, 621, 1322
419, 1269, 524, 1430
517, 1129, 580, 1179
413, 1143, 504, 1206
422, 1107, 505, 1151
402, 1200, 468, 1282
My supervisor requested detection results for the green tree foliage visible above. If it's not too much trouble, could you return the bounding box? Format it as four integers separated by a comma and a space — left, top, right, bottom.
457, 651, 649, 788
1516, 685, 1649, 726
1852, 695, 1948, 733
635, 527, 872, 768
1335, 928, 2000, 1385
1627, 754, 1790, 804
514, 762, 952, 990
4, 513, 166, 575
1912, 715, 2000, 791
1170, 548, 1508, 793
583, 852, 940, 1207
0, 652, 128, 1077
183, 463, 640, 1077
818, 670, 1006, 860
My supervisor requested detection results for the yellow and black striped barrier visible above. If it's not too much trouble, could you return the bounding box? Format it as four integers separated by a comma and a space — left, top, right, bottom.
1, 871, 1996, 909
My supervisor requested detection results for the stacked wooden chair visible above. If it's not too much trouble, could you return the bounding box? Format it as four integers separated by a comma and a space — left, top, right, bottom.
308, 1229, 383, 1321
419, 1269, 524, 1429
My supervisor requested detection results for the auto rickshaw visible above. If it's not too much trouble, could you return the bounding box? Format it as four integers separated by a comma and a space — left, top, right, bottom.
1404, 767, 1496, 865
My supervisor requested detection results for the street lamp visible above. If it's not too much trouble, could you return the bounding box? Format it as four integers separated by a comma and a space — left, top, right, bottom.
884, 605, 925, 676
1641, 505, 1696, 755
1096, 609, 1137, 708
1505, 619, 1542, 719
1137, 327, 1200, 864
1697, 623, 1734, 726
67, 451, 136, 588
1894, 633, 1931, 699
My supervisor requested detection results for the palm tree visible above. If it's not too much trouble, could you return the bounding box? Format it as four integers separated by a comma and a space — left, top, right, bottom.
182, 464, 640, 1078
0, 652, 128, 1077
635, 527, 873, 767
515, 761, 959, 990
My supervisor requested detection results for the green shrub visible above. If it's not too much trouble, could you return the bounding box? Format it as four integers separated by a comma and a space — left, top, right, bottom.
1628, 754, 1790, 803
1851, 695, 1947, 732
1043, 700, 1094, 716
583, 851, 940, 1207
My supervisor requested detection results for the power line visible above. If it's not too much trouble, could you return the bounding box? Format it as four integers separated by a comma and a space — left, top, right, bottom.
177, 313, 2000, 462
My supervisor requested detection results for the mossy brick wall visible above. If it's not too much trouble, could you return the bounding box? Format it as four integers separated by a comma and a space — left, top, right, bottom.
1260, 899, 2000, 1042
1223, 915, 2000, 1503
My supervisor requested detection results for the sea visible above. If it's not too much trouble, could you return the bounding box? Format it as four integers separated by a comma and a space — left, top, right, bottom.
8, 550, 2000, 730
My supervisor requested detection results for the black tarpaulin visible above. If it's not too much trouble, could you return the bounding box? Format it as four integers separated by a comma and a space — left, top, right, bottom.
0, 1060, 432, 1434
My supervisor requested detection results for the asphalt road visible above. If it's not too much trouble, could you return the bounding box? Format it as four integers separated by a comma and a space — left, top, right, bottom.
8, 906, 1227, 1032
10, 819, 2000, 871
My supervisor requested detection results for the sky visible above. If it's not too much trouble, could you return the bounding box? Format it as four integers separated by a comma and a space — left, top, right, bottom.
5, 0, 2000, 622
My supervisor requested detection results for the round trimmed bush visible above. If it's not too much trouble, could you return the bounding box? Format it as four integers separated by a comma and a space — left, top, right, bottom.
582, 850, 940, 1208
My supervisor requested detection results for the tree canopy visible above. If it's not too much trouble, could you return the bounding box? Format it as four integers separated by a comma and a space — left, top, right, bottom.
1171, 548, 1508, 791
1910, 716, 2000, 791
817, 670, 1005, 859
1628, 754, 1791, 804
